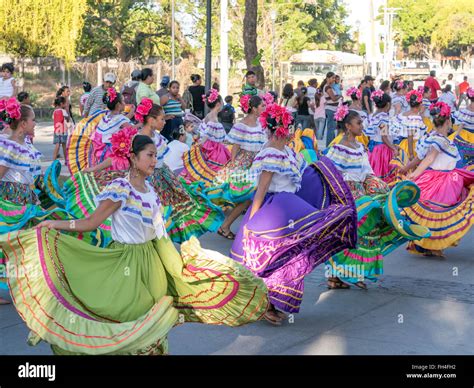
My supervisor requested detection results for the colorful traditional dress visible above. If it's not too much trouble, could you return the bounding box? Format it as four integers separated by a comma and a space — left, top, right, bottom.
325, 108, 369, 149
0, 178, 268, 355
148, 131, 225, 243
92, 113, 131, 170
404, 132, 474, 254
205, 122, 267, 206
452, 108, 474, 169
230, 146, 358, 313
391, 113, 427, 158
390, 94, 409, 116
366, 111, 397, 183
325, 142, 430, 285
180, 121, 231, 186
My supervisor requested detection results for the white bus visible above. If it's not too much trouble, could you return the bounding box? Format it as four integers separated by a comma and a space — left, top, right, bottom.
280, 50, 365, 89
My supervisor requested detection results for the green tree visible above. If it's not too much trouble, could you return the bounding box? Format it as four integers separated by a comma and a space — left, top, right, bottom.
0, 0, 87, 64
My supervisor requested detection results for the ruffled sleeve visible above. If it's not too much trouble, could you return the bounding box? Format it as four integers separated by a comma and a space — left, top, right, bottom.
424, 134, 460, 160
226, 123, 267, 152
0, 137, 42, 176
95, 178, 130, 207
200, 121, 226, 143
154, 132, 170, 167
452, 109, 474, 129
366, 112, 389, 138
251, 146, 306, 190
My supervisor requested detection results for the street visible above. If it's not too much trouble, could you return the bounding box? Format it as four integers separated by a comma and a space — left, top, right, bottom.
1, 124, 473, 356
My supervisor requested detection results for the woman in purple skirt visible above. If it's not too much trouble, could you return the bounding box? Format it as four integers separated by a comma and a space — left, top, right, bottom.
230, 103, 357, 325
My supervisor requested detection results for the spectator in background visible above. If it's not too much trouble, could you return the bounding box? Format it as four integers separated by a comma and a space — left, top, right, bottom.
424, 70, 441, 102
79, 82, 92, 117
156, 75, 170, 98
320, 71, 341, 146
17, 91, 31, 105
0, 63, 17, 99
212, 82, 220, 92
295, 86, 312, 130
295, 80, 306, 97
136, 68, 160, 105
362, 75, 375, 114
218, 95, 235, 133
242, 70, 263, 96
406, 80, 414, 92
457, 76, 470, 109
186, 74, 205, 119
160, 80, 185, 142
56, 85, 75, 125
311, 90, 326, 141
52, 96, 72, 160
307, 78, 318, 129
280, 83, 298, 120
438, 84, 457, 111
333, 75, 342, 97
120, 70, 141, 107
83, 72, 117, 116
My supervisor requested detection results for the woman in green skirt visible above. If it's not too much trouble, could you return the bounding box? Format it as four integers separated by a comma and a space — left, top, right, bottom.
1, 134, 268, 355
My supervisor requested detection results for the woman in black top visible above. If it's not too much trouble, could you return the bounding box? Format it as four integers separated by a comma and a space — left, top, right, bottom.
187, 74, 205, 119
295, 87, 311, 130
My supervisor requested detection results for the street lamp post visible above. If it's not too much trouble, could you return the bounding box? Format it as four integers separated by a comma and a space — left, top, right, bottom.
171, 0, 175, 80
270, 9, 277, 92
205, 0, 212, 93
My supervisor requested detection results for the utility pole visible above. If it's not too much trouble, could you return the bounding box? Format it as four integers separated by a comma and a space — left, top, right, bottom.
220, 0, 229, 97
171, 0, 176, 80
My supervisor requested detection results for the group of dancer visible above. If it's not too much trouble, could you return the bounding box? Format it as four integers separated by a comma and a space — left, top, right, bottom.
0, 77, 473, 352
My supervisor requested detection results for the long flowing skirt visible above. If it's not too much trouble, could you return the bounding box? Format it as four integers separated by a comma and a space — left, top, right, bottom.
368, 143, 397, 183
404, 168, 474, 252
327, 178, 430, 284
180, 140, 231, 186
451, 128, 474, 169
148, 165, 225, 243
203, 149, 258, 208
0, 230, 268, 355
230, 156, 358, 313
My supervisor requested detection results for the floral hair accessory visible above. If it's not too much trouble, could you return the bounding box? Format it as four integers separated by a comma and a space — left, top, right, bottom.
107, 88, 118, 103
396, 80, 405, 89
334, 103, 349, 122
370, 89, 385, 101
135, 97, 154, 123
467, 87, 474, 98
417, 85, 425, 93
110, 126, 139, 167
0, 97, 21, 124
262, 92, 275, 106
239, 94, 251, 113
346, 87, 361, 100
259, 103, 293, 139
202, 88, 219, 104
429, 101, 451, 118
406, 89, 423, 103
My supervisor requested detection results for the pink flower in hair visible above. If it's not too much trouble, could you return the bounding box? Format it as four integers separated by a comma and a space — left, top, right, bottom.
240, 94, 251, 113
135, 97, 153, 123
346, 87, 361, 100
334, 104, 349, 122
111, 126, 138, 160
107, 88, 118, 103
467, 87, 474, 98
5, 98, 21, 120
429, 102, 451, 118
396, 80, 405, 89
262, 92, 275, 106
0, 99, 6, 112
370, 89, 385, 101
259, 103, 293, 139
405, 89, 423, 103
417, 85, 425, 93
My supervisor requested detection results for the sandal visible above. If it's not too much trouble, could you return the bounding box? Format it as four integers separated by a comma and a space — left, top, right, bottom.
217, 227, 235, 240
327, 278, 351, 289
354, 281, 368, 290
264, 311, 283, 326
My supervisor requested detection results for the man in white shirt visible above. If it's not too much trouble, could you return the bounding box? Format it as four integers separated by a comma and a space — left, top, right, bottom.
306, 78, 318, 129
164, 126, 190, 173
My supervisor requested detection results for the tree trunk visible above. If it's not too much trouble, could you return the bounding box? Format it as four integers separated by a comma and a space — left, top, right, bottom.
243, 0, 265, 88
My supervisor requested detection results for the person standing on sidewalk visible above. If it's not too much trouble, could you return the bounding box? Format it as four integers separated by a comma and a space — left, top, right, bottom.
83, 73, 117, 117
